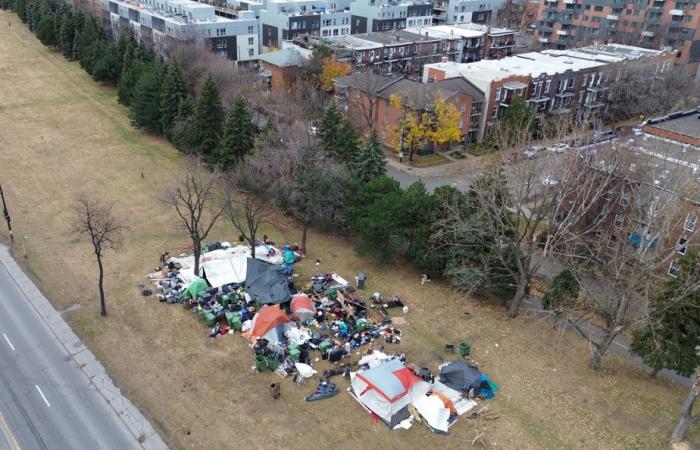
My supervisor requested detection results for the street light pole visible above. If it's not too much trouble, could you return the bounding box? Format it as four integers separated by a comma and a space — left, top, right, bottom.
0, 184, 14, 243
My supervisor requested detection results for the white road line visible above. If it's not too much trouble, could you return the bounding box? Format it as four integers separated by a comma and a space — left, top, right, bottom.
2, 333, 14, 352
0, 410, 22, 450
35, 385, 50, 408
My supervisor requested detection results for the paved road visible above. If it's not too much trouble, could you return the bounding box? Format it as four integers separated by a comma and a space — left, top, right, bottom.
387, 164, 476, 192
0, 256, 143, 450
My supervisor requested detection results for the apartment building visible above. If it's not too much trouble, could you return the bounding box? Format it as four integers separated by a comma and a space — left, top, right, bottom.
432, 0, 505, 25
349, 0, 434, 33
406, 23, 517, 61
103, 0, 260, 62
533, 0, 700, 70
334, 72, 485, 144
423, 43, 671, 139
260, 0, 353, 48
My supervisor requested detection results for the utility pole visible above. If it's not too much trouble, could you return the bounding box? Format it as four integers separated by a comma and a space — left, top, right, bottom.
0, 184, 14, 243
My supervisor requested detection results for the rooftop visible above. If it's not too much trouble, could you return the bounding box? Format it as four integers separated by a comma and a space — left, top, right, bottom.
645, 108, 700, 141
259, 47, 308, 67
326, 34, 383, 49
113, 0, 239, 24
357, 30, 440, 45
406, 24, 484, 39
543, 44, 667, 64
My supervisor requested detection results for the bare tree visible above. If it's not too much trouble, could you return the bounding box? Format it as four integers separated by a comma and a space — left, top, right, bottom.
164, 158, 226, 276
73, 194, 124, 317
672, 358, 700, 444
554, 142, 700, 369
225, 162, 276, 259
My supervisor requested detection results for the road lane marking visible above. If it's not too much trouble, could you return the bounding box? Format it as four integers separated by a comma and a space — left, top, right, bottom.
2, 333, 15, 352
0, 411, 21, 450
34, 386, 50, 408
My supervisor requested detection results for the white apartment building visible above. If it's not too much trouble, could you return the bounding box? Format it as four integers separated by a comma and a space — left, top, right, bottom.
260, 0, 352, 48
433, 0, 504, 25
103, 0, 260, 62
348, 0, 433, 33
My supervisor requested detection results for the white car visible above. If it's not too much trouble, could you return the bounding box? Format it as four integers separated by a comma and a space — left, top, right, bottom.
546, 143, 569, 153
523, 145, 544, 159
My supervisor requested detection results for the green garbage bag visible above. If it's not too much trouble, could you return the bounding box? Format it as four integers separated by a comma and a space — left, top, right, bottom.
266, 357, 280, 370
221, 295, 231, 307
287, 345, 301, 361
226, 311, 242, 331
202, 311, 216, 327
254, 354, 268, 371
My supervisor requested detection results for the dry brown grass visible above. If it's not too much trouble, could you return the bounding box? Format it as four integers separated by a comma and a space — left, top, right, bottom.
0, 12, 698, 449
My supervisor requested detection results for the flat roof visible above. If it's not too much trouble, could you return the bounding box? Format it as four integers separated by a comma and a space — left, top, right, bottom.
647, 109, 700, 141
358, 30, 439, 45
406, 24, 484, 39
327, 34, 382, 49
543, 44, 666, 64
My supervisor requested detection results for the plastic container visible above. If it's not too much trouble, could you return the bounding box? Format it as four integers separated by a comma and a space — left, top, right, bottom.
254, 354, 268, 371
459, 342, 471, 357
266, 357, 280, 370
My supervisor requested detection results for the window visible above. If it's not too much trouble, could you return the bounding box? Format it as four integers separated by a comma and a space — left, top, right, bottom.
620, 190, 630, 206
614, 213, 624, 228
333, 29, 339, 35
494, 87, 501, 101
585, 4, 591, 9
668, 259, 680, 277
461, 103, 466, 112
216, 27, 226, 37
384, 114, 388, 124
216, 39, 227, 49
248, 37, 254, 45
248, 25, 254, 34
458, 119, 464, 128
685, 213, 696, 231
491, 106, 498, 118
544, 79, 551, 93
608, 234, 617, 250
678, 237, 689, 255
248, 48, 254, 56
594, 5, 603, 11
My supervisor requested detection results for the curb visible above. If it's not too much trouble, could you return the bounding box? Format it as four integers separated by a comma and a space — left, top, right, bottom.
0, 245, 168, 450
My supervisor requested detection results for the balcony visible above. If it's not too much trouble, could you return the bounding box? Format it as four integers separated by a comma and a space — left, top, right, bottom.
539, 37, 549, 43
491, 40, 515, 48
606, 14, 618, 21
556, 29, 569, 35
642, 30, 655, 37
586, 85, 609, 92
563, 0, 575, 4
669, 9, 684, 15
584, 100, 605, 108
556, 90, 575, 97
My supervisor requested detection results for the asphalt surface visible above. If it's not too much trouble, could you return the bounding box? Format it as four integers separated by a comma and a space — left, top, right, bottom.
0, 260, 142, 450
387, 165, 476, 192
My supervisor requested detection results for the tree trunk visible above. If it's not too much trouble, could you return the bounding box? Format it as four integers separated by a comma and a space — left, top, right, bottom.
96, 254, 106, 316
589, 327, 621, 370
649, 367, 660, 378
671, 370, 700, 443
507, 271, 528, 318
192, 237, 201, 276
301, 222, 309, 256
249, 238, 256, 259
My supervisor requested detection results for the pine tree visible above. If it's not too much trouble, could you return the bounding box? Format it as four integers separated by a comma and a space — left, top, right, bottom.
159, 60, 189, 136
317, 102, 359, 162
317, 103, 341, 154
91, 41, 120, 83
130, 63, 163, 134
210, 97, 254, 168
58, 8, 74, 59
191, 75, 224, 157
117, 59, 143, 106
353, 133, 386, 183
631, 253, 700, 377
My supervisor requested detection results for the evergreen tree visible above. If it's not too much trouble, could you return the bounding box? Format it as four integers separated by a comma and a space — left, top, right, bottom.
317, 103, 359, 162
190, 75, 224, 156
117, 59, 143, 106
91, 41, 120, 83
210, 97, 254, 168
159, 60, 189, 136
130, 63, 163, 133
115, 33, 130, 78
353, 133, 386, 183
16, 0, 27, 21
58, 8, 74, 59
631, 253, 700, 377
542, 268, 580, 311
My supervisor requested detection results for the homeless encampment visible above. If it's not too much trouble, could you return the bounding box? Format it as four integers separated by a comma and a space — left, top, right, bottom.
245, 258, 294, 305
350, 359, 431, 427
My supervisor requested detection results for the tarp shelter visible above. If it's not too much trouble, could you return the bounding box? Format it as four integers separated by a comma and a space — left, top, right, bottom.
180, 277, 209, 299
200, 247, 250, 288
350, 359, 430, 426
254, 243, 284, 265
290, 294, 316, 321
245, 258, 294, 305
244, 305, 294, 346
439, 361, 483, 394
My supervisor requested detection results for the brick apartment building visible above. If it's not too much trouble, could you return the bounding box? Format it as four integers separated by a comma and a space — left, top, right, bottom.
423, 43, 672, 139
532, 0, 700, 72
333, 71, 485, 144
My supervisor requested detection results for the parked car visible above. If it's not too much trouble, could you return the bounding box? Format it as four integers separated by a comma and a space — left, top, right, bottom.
523, 145, 544, 159
546, 143, 569, 154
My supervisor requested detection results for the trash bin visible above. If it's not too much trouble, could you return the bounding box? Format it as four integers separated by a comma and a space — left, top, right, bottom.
459, 342, 471, 357
226, 311, 242, 331
254, 354, 268, 371
266, 357, 280, 371
287, 346, 301, 361
202, 311, 217, 327
356, 272, 367, 289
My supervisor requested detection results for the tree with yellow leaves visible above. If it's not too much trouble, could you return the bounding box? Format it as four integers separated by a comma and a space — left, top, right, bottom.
392, 94, 462, 161
319, 58, 350, 91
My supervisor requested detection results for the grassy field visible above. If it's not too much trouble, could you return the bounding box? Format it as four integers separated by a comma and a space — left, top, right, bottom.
0, 11, 698, 449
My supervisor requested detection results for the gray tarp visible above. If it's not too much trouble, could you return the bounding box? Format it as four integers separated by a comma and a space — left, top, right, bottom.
438, 361, 482, 393
245, 258, 293, 305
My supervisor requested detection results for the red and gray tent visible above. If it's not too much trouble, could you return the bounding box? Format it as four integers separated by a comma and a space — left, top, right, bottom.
290, 294, 316, 322
350, 359, 430, 426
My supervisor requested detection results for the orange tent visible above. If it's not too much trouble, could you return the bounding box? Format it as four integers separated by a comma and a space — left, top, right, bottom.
243, 305, 293, 345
